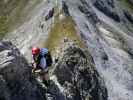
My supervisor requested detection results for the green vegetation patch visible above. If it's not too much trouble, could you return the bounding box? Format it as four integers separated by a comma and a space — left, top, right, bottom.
7, 0, 41, 31
45, 16, 85, 53
0, 16, 8, 38
120, 0, 133, 13
0, 0, 41, 39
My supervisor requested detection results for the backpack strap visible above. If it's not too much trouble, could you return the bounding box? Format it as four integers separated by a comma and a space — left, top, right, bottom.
36, 55, 42, 69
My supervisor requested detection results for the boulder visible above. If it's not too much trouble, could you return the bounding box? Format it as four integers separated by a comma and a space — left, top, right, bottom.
0, 41, 46, 100
52, 41, 108, 100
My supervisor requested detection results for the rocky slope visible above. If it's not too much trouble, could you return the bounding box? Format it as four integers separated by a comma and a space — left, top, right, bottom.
65, 0, 133, 100
0, 41, 48, 100
0, 40, 108, 100
3, 0, 58, 61
51, 41, 107, 100
1, 0, 133, 100
0, 0, 41, 38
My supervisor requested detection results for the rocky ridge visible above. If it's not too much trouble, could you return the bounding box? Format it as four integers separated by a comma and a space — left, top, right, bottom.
0, 40, 107, 100
0, 41, 46, 100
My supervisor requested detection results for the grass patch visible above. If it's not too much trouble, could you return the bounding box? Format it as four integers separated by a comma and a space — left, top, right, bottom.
0, 16, 8, 39
120, 0, 133, 12
0, 0, 41, 39
44, 15, 85, 53
7, 0, 41, 31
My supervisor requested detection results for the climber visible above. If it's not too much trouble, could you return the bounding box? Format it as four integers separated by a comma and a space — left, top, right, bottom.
31, 47, 52, 86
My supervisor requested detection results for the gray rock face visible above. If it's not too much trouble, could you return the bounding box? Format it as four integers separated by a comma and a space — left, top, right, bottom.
93, 0, 120, 22
129, 0, 133, 4
62, 1, 70, 16
2, 0, 133, 100
123, 10, 133, 24
52, 42, 108, 100
0, 41, 46, 100
65, 0, 133, 100
0, 41, 107, 100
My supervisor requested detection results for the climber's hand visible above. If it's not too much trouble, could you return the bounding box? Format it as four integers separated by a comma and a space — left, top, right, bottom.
32, 68, 36, 73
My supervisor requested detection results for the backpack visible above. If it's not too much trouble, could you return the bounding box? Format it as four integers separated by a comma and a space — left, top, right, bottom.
40, 48, 53, 67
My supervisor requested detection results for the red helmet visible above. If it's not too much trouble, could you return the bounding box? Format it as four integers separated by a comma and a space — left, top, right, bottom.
32, 47, 40, 55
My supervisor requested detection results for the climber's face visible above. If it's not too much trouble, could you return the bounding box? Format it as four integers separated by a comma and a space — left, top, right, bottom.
33, 54, 39, 61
